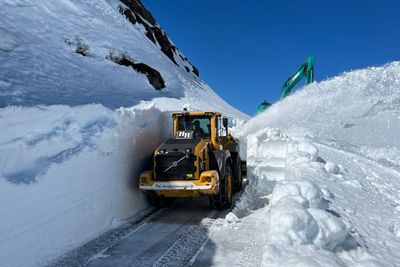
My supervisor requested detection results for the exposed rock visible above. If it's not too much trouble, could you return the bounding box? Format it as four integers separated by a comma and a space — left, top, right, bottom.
108, 52, 165, 90
118, 6, 137, 24
192, 65, 199, 76
118, 0, 199, 77
120, 0, 157, 26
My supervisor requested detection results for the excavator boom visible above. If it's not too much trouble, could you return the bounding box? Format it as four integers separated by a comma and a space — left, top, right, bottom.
256, 55, 314, 113
279, 55, 314, 99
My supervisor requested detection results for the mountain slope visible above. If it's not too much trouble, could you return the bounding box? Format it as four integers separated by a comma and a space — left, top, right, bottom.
0, 0, 245, 119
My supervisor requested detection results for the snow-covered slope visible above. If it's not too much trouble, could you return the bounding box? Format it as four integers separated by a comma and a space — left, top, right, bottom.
0, 0, 244, 118
0, 1, 247, 266
238, 61, 400, 164
225, 62, 400, 266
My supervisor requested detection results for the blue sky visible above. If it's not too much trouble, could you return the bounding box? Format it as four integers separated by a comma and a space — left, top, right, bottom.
143, 0, 400, 116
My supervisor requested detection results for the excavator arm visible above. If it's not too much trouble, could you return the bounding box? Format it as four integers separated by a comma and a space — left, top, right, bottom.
256, 55, 314, 114
279, 55, 314, 99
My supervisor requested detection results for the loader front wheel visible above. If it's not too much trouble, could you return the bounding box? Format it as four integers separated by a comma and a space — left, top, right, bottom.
233, 157, 243, 192
209, 164, 232, 210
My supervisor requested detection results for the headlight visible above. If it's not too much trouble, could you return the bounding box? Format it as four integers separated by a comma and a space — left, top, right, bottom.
185, 148, 191, 159
158, 149, 166, 154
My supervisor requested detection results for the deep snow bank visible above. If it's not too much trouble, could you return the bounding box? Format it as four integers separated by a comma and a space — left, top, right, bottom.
238, 61, 400, 167
0, 103, 172, 267
233, 129, 381, 266
231, 62, 400, 266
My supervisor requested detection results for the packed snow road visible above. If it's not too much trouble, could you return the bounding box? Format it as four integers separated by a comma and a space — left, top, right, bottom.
50, 197, 254, 267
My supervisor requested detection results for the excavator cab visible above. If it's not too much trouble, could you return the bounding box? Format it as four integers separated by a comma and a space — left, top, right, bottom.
256, 100, 272, 113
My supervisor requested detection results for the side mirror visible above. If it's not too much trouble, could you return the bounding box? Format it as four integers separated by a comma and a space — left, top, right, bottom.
223, 117, 228, 129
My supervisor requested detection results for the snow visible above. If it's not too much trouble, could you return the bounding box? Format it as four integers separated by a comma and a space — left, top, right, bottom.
225, 212, 239, 223
221, 62, 400, 266
0, 0, 247, 266
0, 0, 245, 120
2, 0, 400, 266
0, 104, 171, 267
325, 161, 340, 174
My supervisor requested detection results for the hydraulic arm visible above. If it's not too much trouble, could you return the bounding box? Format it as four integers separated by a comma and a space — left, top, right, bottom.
279, 55, 314, 99
256, 55, 314, 113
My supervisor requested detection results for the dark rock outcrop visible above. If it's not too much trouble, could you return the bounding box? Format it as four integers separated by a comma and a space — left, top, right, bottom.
108, 52, 165, 90
118, 0, 199, 77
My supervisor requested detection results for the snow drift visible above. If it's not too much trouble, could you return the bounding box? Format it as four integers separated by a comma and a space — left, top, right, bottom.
230, 62, 400, 266
238, 61, 400, 167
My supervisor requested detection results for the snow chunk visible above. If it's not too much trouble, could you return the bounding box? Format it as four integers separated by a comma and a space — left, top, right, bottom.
325, 161, 340, 174
268, 180, 349, 250
270, 180, 324, 209
308, 209, 348, 251
297, 141, 319, 161
225, 212, 239, 223
268, 196, 319, 246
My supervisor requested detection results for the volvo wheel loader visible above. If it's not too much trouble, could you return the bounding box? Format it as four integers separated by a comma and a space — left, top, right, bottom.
139, 110, 246, 210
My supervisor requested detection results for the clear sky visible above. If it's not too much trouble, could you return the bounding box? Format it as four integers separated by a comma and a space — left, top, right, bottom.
143, 0, 400, 116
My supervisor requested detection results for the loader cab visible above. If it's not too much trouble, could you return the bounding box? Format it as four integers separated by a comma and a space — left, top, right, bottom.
172, 111, 219, 138
216, 115, 235, 151
172, 111, 228, 150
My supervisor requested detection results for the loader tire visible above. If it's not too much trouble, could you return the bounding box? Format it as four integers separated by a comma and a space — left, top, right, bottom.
233, 157, 243, 192
209, 164, 232, 210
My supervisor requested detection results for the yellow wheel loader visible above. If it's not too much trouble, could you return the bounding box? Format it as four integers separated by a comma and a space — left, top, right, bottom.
139, 110, 246, 210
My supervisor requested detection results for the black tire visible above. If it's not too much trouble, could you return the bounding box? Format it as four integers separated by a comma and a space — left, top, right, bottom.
209, 164, 233, 210
233, 157, 243, 192
149, 193, 175, 208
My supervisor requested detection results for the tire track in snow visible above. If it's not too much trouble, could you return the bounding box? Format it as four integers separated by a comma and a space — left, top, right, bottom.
150, 210, 220, 267
79, 198, 224, 267
49, 207, 162, 267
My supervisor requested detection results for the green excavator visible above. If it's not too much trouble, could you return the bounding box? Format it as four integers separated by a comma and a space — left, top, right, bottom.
256, 55, 315, 113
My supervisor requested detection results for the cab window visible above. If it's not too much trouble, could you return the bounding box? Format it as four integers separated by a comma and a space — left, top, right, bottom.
178, 116, 211, 137
216, 116, 227, 137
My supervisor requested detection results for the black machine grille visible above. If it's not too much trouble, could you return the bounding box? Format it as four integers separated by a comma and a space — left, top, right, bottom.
155, 152, 197, 180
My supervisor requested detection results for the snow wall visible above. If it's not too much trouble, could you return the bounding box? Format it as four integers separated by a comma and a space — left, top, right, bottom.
0, 103, 173, 267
